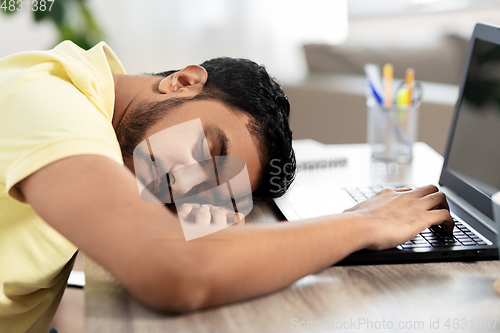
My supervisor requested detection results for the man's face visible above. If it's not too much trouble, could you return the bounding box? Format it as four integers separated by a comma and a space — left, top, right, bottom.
119, 98, 262, 206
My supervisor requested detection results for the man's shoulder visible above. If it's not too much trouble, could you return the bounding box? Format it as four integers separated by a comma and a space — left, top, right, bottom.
0, 40, 124, 201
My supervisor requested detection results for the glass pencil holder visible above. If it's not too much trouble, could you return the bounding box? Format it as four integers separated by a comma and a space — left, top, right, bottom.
366, 99, 419, 163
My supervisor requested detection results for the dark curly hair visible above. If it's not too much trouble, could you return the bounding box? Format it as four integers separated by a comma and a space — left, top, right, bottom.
154, 57, 296, 200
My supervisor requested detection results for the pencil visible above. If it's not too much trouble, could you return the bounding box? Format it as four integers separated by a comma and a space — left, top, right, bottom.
383, 63, 393, 108
405, 68, 415, 105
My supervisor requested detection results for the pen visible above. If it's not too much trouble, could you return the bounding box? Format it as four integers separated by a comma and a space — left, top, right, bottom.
405, 68, 415, 105
383, 63, 393, 108
369, 81, 383, 104
364, 63, 384, 104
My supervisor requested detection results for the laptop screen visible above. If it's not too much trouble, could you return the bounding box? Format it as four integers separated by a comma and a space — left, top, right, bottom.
441, 25, 500, 221
446, 37, 500, 198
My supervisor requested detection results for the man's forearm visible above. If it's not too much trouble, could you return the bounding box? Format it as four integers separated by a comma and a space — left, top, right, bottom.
202, 212, 371, 308
139, 211, 373, 312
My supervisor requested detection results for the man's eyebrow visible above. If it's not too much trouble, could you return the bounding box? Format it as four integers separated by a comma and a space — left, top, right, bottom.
208, 125, 228, 157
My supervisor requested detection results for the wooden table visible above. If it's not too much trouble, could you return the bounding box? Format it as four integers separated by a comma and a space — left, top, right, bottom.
85, 143, 500, 332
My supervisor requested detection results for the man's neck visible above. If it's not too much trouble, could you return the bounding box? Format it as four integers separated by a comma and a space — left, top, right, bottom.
112, 74, 162, 130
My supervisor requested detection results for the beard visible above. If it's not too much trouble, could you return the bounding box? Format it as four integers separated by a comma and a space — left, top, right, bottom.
115, 97, 197, 213
115, 97, 197, 161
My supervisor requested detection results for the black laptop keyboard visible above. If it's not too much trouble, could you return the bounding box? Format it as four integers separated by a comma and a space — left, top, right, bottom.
344, 187, 488, 249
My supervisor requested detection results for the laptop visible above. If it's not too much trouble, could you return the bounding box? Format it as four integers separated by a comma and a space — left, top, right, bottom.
275, 23, 500, 265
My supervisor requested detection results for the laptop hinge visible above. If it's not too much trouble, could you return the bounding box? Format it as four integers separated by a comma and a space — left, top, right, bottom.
440, 186, 497, 234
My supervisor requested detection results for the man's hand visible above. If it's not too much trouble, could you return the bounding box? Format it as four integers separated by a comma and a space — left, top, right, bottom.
177, 203, 245, 226
343, 185, 454, 251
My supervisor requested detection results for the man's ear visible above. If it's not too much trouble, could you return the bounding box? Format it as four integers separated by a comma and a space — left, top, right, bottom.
158, 65, 208, 94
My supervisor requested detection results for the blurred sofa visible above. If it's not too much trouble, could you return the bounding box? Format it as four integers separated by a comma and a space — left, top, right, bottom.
303, 33, 468, 86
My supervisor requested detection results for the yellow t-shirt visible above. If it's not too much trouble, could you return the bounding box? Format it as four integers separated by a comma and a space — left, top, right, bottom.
0, 41, 125, 333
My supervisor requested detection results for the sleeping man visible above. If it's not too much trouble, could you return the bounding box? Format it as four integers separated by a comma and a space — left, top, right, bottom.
0, 41, 453, 333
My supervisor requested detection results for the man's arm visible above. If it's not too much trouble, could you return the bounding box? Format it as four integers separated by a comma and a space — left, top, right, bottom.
19, 155, 452, 312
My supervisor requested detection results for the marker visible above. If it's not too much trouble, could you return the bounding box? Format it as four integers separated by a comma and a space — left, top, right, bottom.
405, 68, 415, 105
383, 63, 393, 108
396, 87, 409, 106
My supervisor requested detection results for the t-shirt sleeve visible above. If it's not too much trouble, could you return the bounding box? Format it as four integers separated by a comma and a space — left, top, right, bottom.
0, 63, 123, 203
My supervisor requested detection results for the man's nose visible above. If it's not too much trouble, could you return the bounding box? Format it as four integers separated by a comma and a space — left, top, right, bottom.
169, 162, 213, 195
